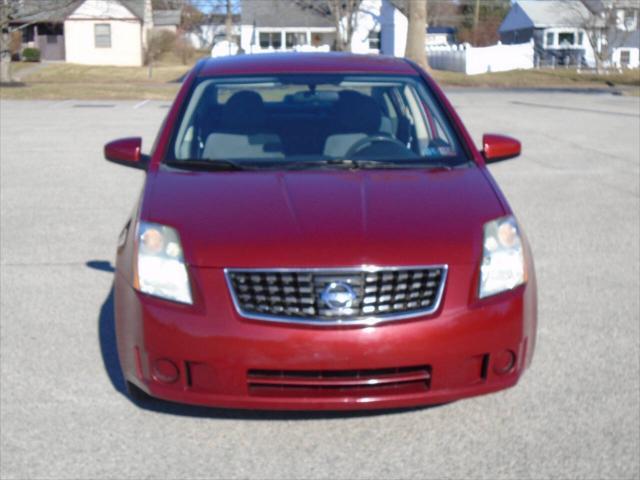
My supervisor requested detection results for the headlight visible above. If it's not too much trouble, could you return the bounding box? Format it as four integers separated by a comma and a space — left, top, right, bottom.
135, 221, 192, 304
479, 215, 525, 298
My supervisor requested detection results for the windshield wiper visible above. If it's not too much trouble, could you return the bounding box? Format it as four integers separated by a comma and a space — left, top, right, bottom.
355, 158, 457, 170
283, 158, 454, 170
164, 159, 249, 171
165, 158, 459, 172
282, 158, 402, 170
280, 158, 360, 169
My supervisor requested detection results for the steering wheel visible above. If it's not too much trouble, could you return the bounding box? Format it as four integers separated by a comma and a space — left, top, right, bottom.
344, 135, 409, 159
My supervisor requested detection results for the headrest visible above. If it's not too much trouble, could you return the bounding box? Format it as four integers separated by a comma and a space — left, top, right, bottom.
335, 90, 382, 134
221, 90, 266, 132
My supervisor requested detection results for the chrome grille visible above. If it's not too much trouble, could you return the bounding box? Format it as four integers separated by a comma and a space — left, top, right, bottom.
225, 266, 447, 326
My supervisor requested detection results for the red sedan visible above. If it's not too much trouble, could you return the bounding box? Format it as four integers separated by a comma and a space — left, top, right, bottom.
105, 53, 537, 410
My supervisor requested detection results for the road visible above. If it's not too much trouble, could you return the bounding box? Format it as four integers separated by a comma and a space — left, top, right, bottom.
1, 91, 639, 479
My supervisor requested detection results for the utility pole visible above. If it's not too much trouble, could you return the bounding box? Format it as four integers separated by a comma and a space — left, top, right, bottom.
473, 0, 480, 45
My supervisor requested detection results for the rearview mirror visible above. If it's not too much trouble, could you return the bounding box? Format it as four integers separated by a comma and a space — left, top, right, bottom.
104, 137, 148, 170
482, 134, 521, 163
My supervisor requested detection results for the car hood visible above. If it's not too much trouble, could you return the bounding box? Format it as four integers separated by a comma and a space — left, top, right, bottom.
141, 167, 505, 268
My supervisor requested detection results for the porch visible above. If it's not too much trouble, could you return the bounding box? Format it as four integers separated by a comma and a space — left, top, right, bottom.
19, 22, 65, 61
242, 26, 336, 54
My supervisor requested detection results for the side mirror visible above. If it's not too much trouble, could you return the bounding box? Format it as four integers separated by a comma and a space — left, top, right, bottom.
104, 137, 148, 170
482, 134, 521, 163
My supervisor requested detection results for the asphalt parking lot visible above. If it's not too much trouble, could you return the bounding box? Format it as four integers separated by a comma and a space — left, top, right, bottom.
1, 90, 639, 479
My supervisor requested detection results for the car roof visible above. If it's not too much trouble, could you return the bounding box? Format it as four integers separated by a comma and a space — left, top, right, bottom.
197, 53, 420, 77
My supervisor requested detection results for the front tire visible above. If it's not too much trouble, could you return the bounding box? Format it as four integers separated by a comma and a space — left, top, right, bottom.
126, 381, 154, 405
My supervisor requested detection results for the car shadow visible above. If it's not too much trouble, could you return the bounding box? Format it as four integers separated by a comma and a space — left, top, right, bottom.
98, 286, 128, 396
91, 259, 442, 420
87, 260, 116, 273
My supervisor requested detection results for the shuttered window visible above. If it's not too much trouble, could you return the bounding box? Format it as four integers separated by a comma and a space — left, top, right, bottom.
95, 24, 111, 48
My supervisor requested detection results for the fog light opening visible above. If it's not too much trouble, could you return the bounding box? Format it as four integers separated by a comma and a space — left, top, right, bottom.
152, 358, 180, 384
493, 350, 516, 376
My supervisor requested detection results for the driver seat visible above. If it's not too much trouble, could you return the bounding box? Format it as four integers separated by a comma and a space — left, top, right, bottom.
323, 91, 389, 157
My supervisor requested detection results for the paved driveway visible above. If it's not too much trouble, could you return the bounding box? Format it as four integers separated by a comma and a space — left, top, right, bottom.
1, 92, 638, 479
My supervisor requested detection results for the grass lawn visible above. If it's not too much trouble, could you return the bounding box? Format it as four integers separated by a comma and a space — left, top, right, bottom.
19, 62, 191, 83
0, 59, 192, 100
432, 67, 640, 90
0, 82, 181, 100
1, 60, 639, 100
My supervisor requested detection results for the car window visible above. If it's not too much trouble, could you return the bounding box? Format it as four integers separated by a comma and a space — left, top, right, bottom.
169, 74, 469, 169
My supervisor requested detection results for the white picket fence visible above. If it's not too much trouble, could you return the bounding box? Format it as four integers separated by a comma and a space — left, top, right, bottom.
427, 40, 535, 75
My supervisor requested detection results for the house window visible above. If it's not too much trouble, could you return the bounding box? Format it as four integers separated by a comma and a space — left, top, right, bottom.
259, 31, 281, 49
94, 23, 111, 48
46, 35, 58, 44
558, 32, 575, 46
620, 50, 631, 65
546, 32, 554, 47
22, 27, 34, 43
368, 30, 381, 50
617, 9, 638, 31
624, 10, 638, 30
285, 32, 307, 48
578, 32, 584, 45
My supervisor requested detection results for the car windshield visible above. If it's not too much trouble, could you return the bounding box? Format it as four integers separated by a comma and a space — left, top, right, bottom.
167, 74, 470, 170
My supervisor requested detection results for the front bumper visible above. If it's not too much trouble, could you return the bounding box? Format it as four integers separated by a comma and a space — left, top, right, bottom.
114, 263, 537, 410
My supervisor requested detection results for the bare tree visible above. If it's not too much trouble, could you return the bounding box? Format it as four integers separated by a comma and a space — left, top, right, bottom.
1, 0, 77, 83
178, 2, 216, 50
184, 0, 239, 50
577, 0, 639, 71
408, 0, 509, 47
404, 0, 428, 71
145, 29, 176, 78
224, 0, 232, 45
426, 0, 461, 28
174, 33, 195, 64
295, 0, 363, 51
568, 1, 608, 71
181, 2, 206, 43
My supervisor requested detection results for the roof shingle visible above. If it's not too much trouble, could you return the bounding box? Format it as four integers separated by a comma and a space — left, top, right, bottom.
241, 0, 334, 28
516, 0, 593, 28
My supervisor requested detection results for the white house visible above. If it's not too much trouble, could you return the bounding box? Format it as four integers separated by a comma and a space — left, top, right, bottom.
240, 0, 336, 54
65, 0, 181, 66
379, 0, 408, 56
187, 14, 241, 50
65, 0, 153, 66
500, 0, 640, 69
499, 0, 599, 67
13, 0, 181, 66
349, 0, 385, 54
239, 0, 409, 57
597, 2, 640, 69
611, 30, 640, 68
